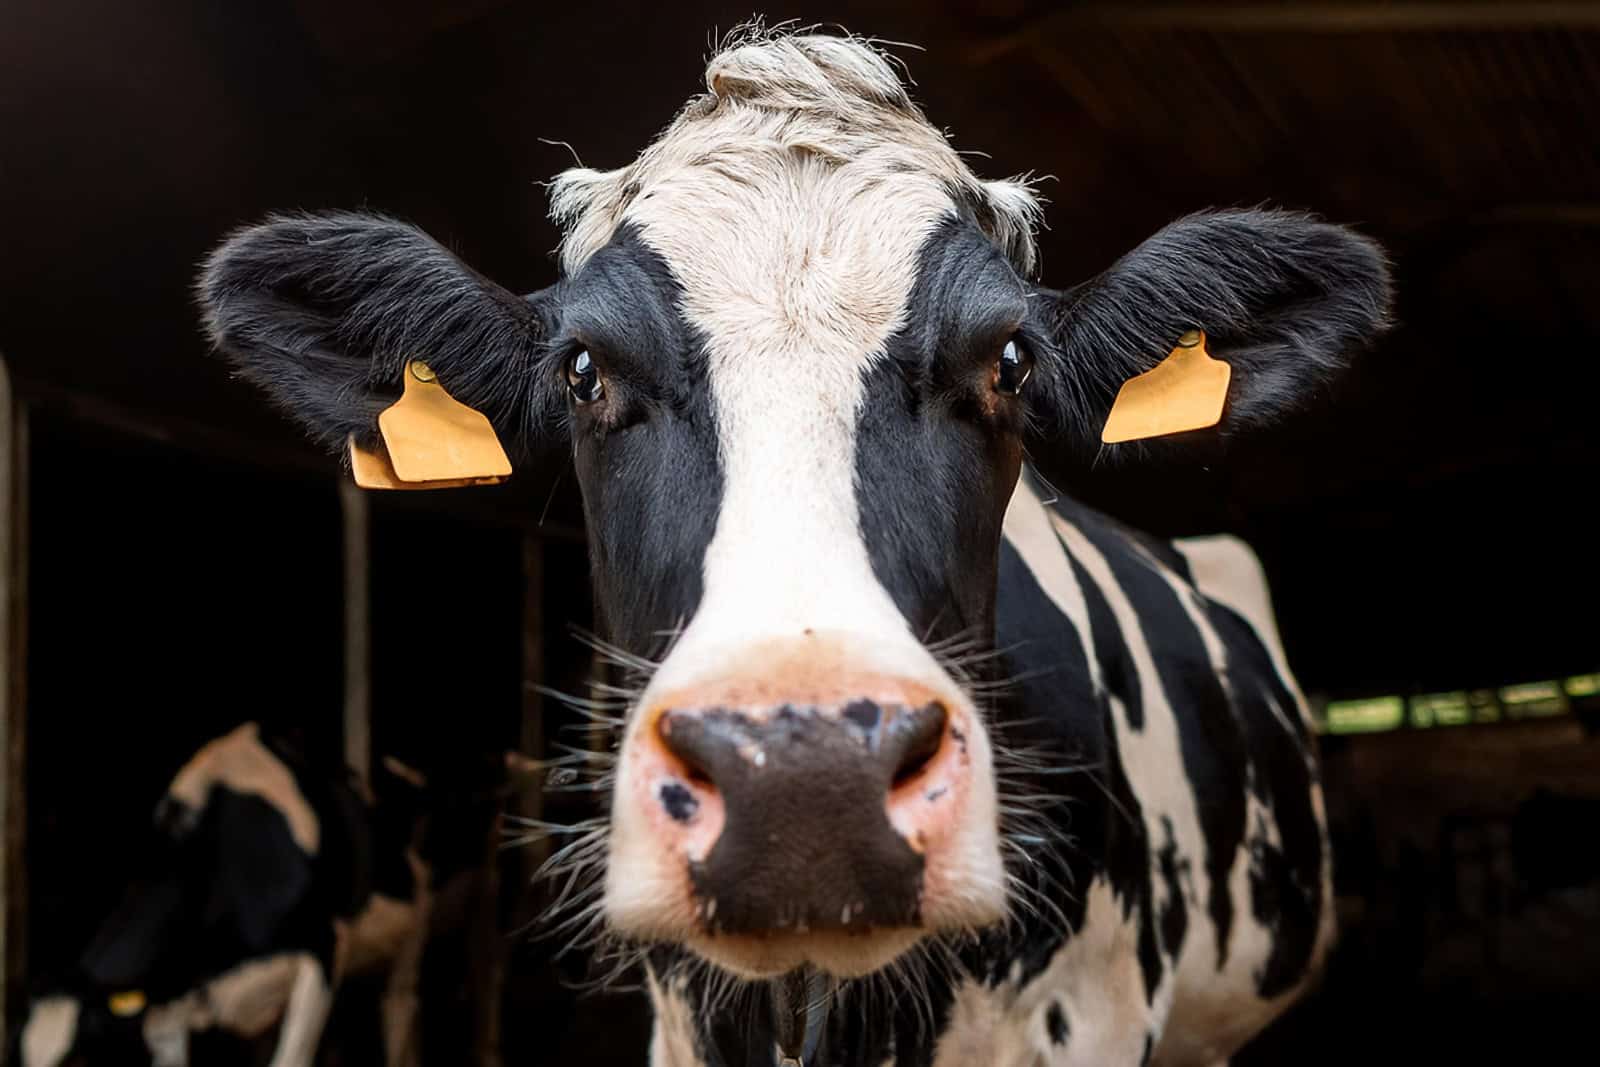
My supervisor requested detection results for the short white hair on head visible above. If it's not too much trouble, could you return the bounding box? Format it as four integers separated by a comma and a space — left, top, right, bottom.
548, 22, 1043, 276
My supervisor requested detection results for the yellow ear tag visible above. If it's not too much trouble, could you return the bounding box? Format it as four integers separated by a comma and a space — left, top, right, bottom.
109, 990, 146, 1016
348, 361, 511, 490
1100, 329, 1232, 444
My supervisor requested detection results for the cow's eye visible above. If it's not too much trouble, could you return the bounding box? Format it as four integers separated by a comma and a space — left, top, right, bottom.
994, 338, 1032, 396
565, 349, 605, 404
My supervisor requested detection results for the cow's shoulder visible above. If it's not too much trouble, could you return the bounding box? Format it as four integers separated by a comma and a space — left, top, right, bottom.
998, 468, 1226, 695
1000, 468, 1295, 698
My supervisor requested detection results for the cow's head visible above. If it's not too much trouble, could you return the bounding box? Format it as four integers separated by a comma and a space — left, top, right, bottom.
196, 30, 1389, 982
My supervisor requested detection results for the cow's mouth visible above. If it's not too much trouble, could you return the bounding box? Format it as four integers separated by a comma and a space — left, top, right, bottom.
602, 634, 1009, 986
770, 966, 833, 1064
684, 926, 926, 980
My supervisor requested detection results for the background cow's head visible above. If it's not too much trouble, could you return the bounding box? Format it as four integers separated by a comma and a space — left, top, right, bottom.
197, 29, 1390, 983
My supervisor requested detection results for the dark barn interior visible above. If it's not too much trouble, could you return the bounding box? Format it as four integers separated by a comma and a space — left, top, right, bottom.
2, 1, 1599, 1064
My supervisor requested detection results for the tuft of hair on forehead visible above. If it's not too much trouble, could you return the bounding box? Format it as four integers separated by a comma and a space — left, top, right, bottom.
548, 24, 1043, 277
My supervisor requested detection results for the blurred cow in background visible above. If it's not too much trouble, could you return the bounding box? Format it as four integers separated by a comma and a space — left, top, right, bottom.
15, 722, 529, 1067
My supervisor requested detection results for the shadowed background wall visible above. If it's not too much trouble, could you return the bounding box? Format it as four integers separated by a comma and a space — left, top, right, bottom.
2, 2, 1598, 1063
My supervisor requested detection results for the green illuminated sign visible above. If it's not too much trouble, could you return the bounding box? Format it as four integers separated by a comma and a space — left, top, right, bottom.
1564, 674, 1600, 698
1410, 691, 1472, 728
1324, 696, 1405, 734
1314, 671, 1594, 735
1499, 681, 1568, 719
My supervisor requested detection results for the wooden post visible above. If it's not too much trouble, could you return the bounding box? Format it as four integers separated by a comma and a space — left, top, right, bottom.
339, 479, 371, 793
0, 358, 29, 1048
474, 532, 547, 1067
518, 533, 546, 839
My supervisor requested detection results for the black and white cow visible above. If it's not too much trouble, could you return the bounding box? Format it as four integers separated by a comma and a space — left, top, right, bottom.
194, 27, 1391, 1066
15, 722, 481, 1067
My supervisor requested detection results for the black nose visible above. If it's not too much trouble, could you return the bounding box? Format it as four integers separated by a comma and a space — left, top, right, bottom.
656, 701, 948, 934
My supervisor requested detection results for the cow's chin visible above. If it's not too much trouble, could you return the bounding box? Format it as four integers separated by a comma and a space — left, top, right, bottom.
683, 927, 927, 980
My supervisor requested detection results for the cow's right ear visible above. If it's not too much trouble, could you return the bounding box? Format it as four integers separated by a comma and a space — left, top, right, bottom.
1027, 208, 1392, 453
196, 211, 562, 461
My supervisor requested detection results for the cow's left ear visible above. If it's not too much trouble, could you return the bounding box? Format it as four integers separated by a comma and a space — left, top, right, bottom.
1028, 208, 1393, 450
197, 211, 563, 464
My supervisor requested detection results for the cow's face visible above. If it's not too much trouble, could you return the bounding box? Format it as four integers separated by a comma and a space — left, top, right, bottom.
198, 32, 1389, 983
549, 164, 1037, 978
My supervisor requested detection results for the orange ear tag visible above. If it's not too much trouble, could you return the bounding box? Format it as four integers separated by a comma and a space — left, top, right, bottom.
348, 361, 511, 490
108, 990, 147, 1017
1100, 329, 1232, 444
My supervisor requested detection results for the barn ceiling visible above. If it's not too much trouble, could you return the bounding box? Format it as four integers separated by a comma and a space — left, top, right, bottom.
2, 0, 1597, 695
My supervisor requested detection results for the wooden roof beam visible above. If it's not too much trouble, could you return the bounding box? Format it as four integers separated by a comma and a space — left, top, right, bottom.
972, 3, 1600, 62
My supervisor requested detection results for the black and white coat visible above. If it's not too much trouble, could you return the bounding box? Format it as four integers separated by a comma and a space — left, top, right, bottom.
646, 474, 1333, 1066
17, 723, 432, 1067
193, 26, 1391, 1067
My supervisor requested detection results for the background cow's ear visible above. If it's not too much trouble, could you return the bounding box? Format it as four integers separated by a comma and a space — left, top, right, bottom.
1029, 207, 1394, 453
196, 210, 562, 459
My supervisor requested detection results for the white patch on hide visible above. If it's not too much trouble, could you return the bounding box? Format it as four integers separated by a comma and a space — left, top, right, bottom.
19, 997, 78, 1067
932, 879, 1157, 1066
647, 967, 707, 1067
166, 721, 319, 854
1001, 477, 1100, 692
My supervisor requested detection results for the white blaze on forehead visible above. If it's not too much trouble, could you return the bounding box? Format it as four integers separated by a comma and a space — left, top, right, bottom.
547, 29, 1039, 689
633, 154, 953, 686
582, 35, 1026, 958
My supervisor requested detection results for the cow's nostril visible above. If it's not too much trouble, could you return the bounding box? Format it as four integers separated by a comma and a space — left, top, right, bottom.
656, 710, 717, 788
889, 702, 947, 788
656, 702, 948, 798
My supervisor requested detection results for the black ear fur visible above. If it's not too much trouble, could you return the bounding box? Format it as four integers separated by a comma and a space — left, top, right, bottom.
196, 211, 560, 457
1029, 207, 1394, 452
